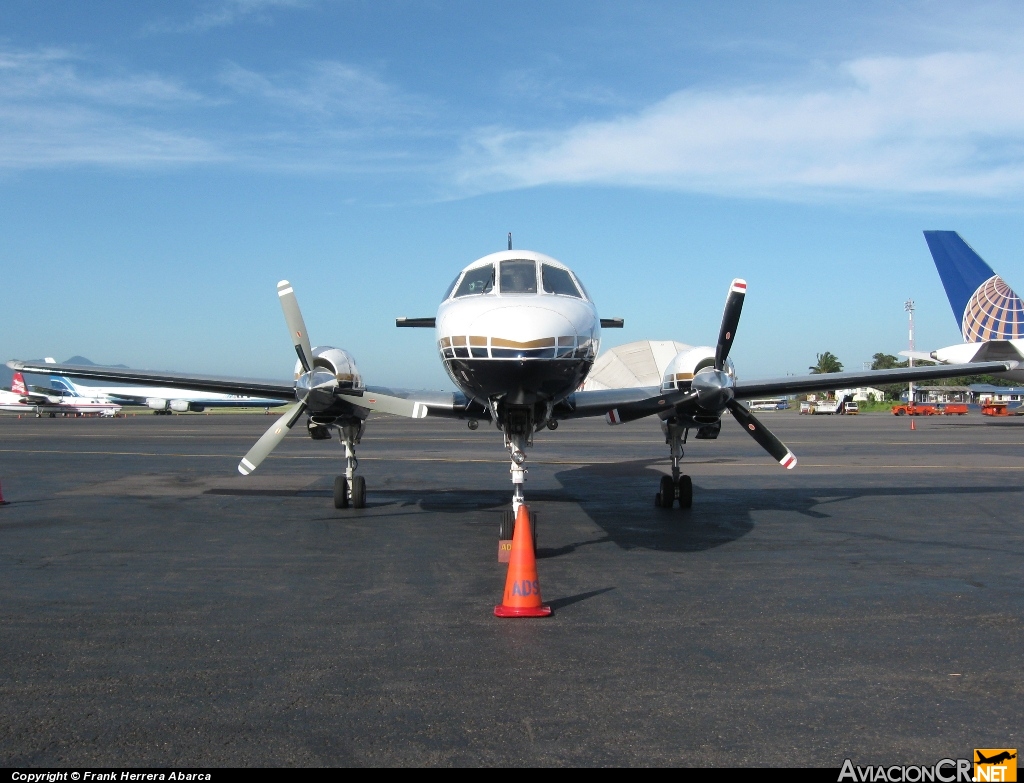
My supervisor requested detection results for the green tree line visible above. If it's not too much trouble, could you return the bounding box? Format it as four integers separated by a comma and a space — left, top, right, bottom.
804, 351, 1016, 400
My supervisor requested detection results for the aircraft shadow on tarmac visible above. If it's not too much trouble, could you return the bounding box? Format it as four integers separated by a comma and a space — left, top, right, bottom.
548, 459, 1024, 555
207, 460, 1023, 557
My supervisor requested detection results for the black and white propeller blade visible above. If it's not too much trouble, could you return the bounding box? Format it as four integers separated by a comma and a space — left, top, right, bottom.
715, 278, 746, 371
278, 279, 315, 372
238, 401, 307, 475
727, 399, 797, 469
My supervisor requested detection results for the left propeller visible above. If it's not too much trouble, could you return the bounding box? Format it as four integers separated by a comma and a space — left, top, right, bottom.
277, 280, 314, 372
237, 280, 320, 475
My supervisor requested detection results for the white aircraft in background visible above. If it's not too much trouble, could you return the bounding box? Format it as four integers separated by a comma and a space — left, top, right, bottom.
0, 372, 120, 417
40, 359, 287, 414
904, 231, 1024, 383
10, 243, 1015, 546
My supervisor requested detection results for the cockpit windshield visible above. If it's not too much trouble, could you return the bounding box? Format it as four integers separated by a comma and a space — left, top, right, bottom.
454, 264, 494, 297
541, 264, 582, 298
499, 259, 537, 294
442, 274, 460, 300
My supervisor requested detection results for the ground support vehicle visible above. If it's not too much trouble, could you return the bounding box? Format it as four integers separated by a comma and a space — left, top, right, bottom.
937, 403, 969, 415
981, 402, 1011, 416
891, 403, 939, 416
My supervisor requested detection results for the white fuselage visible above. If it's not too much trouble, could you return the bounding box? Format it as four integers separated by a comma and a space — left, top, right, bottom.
434, 250, 600, 407
919, 340, 1024, 384
51, 377, 284, 411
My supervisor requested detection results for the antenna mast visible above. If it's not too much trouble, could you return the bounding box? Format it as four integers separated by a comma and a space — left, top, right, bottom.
905, 299, 916, 405
507, 232, 513, 251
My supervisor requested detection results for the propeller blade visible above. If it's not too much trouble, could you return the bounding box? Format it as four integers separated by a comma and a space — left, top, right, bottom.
715, 279, 746, 371
277, 280, 314, 373
727, 399, 797, 469
335, 390, 430, 419
238, 401, 307, 475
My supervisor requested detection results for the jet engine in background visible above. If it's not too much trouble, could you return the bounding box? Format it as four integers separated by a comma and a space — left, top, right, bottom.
147, 398, 206, 413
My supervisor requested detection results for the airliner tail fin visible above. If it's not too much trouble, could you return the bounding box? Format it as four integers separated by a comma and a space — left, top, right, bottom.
923, 231, 1024, 342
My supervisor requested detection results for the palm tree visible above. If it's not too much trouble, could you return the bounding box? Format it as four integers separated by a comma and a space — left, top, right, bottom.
809, 352, 843, 374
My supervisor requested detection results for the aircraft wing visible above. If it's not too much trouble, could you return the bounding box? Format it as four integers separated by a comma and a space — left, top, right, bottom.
557, 361, 1016, 423
6, 360, 488, 421
732, 361, 1016, 399
7, 360, 296, 400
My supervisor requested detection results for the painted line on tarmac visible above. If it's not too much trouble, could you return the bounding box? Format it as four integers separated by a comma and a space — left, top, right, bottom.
3, 448, 1024, 470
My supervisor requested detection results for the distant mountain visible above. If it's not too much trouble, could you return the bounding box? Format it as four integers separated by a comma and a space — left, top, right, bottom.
65, 356, 129, 368
0, 356, 128, 391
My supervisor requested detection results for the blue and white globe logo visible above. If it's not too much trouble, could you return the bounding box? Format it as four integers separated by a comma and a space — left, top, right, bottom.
962, 275, 1024, 342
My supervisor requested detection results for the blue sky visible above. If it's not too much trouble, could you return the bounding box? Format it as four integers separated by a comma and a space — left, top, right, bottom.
3, 1, 1024, 389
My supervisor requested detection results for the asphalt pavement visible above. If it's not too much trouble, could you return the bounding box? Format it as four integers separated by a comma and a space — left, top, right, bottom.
0, 410, 1021, 766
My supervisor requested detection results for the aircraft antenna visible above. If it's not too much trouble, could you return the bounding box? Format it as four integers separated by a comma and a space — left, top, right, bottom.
508, 232, 513, 250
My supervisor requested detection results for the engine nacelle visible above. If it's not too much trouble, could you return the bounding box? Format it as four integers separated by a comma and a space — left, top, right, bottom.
148, 398, 204, 413
661, 346, 735, 392
293, 346, 364, 391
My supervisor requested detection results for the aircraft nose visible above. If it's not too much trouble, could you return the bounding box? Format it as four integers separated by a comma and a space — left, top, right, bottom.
470, 305, 578, 345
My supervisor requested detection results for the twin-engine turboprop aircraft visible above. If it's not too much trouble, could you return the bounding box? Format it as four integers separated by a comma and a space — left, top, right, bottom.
10, 245, 1016, 527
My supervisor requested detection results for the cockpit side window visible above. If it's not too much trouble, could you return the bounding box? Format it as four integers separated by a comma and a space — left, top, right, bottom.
499, 260, 538, 294
442, 273, 461, 300
542, 264, 582, 298
453, 264, 494, 297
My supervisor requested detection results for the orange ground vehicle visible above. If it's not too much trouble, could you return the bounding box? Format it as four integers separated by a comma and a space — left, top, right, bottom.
937, 403, 969, 415
981, 402, 1011, 416
891, 403, 939, 416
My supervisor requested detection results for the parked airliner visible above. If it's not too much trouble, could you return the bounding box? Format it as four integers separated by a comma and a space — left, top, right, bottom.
41, 360, 286, 414
10, 244, 1015, 538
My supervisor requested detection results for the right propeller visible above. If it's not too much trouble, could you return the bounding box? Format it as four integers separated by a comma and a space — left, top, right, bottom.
706, 278, 798, 470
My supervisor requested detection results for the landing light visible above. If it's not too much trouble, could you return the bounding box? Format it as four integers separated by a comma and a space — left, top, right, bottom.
511, 450, 526, 465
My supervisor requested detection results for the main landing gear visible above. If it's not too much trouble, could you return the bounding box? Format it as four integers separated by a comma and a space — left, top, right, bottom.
656, 420, 693, 509
331, 420, 367, 509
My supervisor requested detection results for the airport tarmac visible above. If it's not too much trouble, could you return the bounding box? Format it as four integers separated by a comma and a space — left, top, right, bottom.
0, 411, 1021, 766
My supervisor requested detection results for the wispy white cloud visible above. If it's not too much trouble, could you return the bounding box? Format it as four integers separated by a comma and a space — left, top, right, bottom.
147, 0, 311, 34
0, 48, 223, 168
457, 50, 1024, 199
0, 47, 440, 171
219, 60, 431, 122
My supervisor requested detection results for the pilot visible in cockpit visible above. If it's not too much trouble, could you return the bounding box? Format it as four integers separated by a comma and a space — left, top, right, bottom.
500, 259, 537, 294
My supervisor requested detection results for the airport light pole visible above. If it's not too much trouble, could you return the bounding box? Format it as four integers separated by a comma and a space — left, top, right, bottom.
905, 299, 915, 404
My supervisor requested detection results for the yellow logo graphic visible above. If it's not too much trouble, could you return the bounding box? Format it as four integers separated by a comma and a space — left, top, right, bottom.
975, 749, 1017, 782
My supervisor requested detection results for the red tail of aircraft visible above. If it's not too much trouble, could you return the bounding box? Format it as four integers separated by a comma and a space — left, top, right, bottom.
11, 372, 28, 396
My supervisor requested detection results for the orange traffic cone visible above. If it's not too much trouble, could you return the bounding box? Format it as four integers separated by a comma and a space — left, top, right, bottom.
494, 504, 551, 618
910, 418, 916, 431
0, 480, 8, 506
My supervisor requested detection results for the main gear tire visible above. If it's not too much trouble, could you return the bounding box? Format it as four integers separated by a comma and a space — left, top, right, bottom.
658, 475, 675, 509
677, 474, 693, 509
333, 476, 349, 509
350, 475, 366, 509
